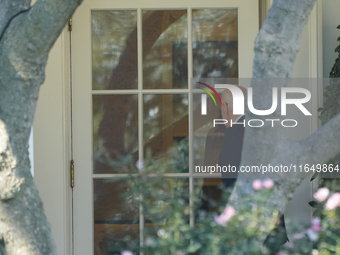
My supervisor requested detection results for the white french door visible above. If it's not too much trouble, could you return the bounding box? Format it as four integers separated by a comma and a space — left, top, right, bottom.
71, 0, 258, 254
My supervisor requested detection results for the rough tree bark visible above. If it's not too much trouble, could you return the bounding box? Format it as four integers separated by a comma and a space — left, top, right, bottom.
0, 0, 338, 254
0, 0, 83, 254
227, 0, 340, 245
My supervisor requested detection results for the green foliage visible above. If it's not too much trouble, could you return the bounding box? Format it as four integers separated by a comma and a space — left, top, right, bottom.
118, 153, 279, 255
97, 24, 340, 255
318, 208, 340, 254
104, 150, 315, 255
314, 25, 340, 191
100, 148, 340, 255
319, 24, 340, 125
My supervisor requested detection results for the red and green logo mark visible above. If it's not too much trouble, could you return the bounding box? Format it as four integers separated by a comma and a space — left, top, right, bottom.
196, 82, 222, 106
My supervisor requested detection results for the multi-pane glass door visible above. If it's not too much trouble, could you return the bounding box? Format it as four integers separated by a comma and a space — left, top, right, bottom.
72, 1, 258, 254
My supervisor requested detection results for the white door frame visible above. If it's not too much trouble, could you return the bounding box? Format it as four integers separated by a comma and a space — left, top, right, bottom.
33, 28, 73, 255
72, 1, 259, 254
33, 0, 323, 254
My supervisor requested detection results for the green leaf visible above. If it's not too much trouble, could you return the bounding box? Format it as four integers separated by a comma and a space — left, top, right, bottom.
335, 45, 340, 53
318, 115, 328, 124
324, 97, 336, 109
335, 104, 340, 114
308, 201, 318, 208
310, 172, 319, 181
333, 153, 340, 163
187, 243, 202, 253
317, 107, 323, 112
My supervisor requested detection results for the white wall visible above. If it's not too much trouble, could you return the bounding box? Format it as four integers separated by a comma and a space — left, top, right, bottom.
29, 128, 34, 176
33, 29, 71, 255
322, 0, 340, 77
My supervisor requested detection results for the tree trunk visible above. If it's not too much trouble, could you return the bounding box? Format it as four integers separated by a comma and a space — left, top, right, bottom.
228, 0, 340, 245
0, 0, 82, 254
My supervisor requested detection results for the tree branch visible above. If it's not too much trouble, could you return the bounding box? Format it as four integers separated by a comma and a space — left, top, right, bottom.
299, 113, 340, 171
0, 0, 83, 253
227, 0, 317, 245
5, 0, 82, 55
253, 0, 316, 79
0, 0, 31, 38
1, 0, 82, 85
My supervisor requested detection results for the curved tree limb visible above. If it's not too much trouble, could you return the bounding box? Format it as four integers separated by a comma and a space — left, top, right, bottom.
0, 0, 31, 37
298, 113, 340, 172
0, 0, 83, 254
227, 0, 318, 245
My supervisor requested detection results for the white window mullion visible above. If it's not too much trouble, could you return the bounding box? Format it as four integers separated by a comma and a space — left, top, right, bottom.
91, 89, 190, 95
187, 7, 194, 228
137, 7, 145, 251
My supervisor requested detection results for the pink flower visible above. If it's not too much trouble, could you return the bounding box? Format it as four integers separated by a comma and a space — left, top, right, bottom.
293, 232, 304, 239
263, 179, 274, 189
223, 206, 235, 220
311, 217, 321, 226
121, 251, 133, 255
312, 224, 322, 232
214, 215, 225, 226
252, 180, 262, 190
311, 217, 322, 231
214, 206, 235, 226
313, 187, 329, 202
325, 192, 340, 210
135, 159, 144, 169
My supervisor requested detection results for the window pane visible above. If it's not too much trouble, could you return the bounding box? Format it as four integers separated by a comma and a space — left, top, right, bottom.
192, 9, 238, 79
93, 95, 138, 174
193, 93, 225, 168
92, 10, 138, 90
143, 94, 188, 173
143, 178, 189, 244
195, 178, 224, 219
94, 179, 139, 255
143, 10, 188, 89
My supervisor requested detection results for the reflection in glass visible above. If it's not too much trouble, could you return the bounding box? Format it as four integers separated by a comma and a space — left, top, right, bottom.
94, 179, 139, 255
142, 10, 188, 89
195, 178, 224, 220
143, 94, 189, 173
92, 10, 137, 90
193, 93, 225, 168
192, 9, 238, 79
143, 178, 189, 238
93, 95, 138, 174
193, 93, 225, 220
